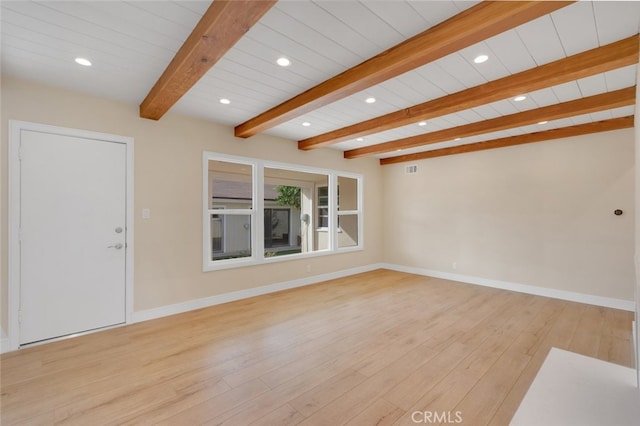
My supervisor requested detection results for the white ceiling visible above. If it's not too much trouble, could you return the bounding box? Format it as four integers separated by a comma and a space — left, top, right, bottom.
2, 1, 640, 160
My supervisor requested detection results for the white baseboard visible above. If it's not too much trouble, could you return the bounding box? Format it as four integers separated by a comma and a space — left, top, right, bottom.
380, 263, 636, 312
4, 263, 632, 354
132, 263, 385, 323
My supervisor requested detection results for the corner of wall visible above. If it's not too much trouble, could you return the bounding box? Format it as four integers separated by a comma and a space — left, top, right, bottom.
381, 263, 636, 312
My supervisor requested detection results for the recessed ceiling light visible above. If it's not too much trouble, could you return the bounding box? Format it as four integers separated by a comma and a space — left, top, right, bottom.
302, 122, 311, 127
75, 57, 92, 67
418, 121, 427, 126
538, 120, 548, 125
276, 57, 291, 67
219, 98, 231, 105
474, 54, 489, 64
514, 95, 527, 102
356, 138, 364, 142
365, 97, 376, 104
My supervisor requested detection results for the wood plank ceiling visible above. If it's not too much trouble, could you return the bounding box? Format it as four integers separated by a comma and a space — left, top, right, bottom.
1, 1, 639, 164
139, 0, 276, 121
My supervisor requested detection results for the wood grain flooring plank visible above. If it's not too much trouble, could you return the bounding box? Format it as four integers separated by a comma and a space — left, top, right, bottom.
249, 403, 304, 426
449, 348, 532, 426
1, 270, 633, 426
568, 304, 606, 358
344, 397, 404, 426
157, 379, 270, 425
388, 294, 547, 419
285, 368, 367, 417
296, 343, 439, 425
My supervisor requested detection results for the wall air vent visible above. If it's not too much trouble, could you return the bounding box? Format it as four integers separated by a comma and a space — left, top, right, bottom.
405, 165, 418, 175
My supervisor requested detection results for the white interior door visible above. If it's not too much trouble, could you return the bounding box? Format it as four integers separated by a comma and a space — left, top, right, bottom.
19, 130, 127, 345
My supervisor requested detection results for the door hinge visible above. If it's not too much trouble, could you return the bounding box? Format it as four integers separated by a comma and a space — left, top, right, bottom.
18, 310, 22, 324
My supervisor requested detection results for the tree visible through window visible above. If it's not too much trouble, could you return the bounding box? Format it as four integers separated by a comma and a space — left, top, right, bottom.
276, 185, 301, 209
204, 152, 363, 271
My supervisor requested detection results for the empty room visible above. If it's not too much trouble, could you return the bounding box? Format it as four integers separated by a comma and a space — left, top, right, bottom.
1, 1, 639, 425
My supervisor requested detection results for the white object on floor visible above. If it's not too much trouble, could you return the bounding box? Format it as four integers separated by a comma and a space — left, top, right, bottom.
511, 347, 640, 426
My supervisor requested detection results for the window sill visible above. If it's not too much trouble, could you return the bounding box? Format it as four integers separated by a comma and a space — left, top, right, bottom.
203, 245, 363, 272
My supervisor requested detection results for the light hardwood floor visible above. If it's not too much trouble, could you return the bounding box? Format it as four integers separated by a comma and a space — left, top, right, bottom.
1, 270, 635, 425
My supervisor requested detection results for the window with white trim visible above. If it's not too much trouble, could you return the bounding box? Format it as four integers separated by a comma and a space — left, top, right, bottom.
207, 159, 254, 262
203, 152, 363, 271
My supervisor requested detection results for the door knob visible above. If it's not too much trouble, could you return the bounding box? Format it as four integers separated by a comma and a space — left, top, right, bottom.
108, 243, 123, 249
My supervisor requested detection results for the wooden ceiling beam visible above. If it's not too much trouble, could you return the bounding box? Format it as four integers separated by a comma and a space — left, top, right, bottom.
139, 1, 276, 121
379, 116, 634, 165
344, 86, 636, 159
300, 35, 638, 150
234, 1, 572, 138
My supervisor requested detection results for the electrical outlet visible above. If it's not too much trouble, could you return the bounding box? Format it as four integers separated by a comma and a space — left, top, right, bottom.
142, 208, 150, 219
306, 264, 311, 272
452, 262, 457, 270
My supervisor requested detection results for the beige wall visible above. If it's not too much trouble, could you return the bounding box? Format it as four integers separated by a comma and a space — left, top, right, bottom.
1, 74, 636, 341
0, 76, 384, 335
383, 129, 636, 301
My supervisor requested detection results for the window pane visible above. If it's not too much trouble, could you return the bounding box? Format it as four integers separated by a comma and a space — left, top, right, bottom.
316, 185, 329, 233
209, 160, 252, 209
210, 214, 251, 261
338, 176, 358, 211
264, 208, 290, 248
317, 186, 328, 206
264, 167, 327, 256
205, 152, 363, 271
211, 210, 224, 253
338, 214, 358, 248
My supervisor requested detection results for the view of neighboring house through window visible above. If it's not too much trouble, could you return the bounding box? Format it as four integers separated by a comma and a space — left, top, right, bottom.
264, 166, 328, 258
264, 181, 296, 255
204, 152, 362, 271
207, 159, 253, 262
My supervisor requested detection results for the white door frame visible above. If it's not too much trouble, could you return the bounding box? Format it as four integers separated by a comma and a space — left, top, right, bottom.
8, 120, 134, 352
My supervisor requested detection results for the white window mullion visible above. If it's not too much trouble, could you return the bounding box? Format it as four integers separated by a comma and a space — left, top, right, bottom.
202, 153, 212, 268
358, 176, 364, 248
328, 173, 338, 251
254, 162, 265, 261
